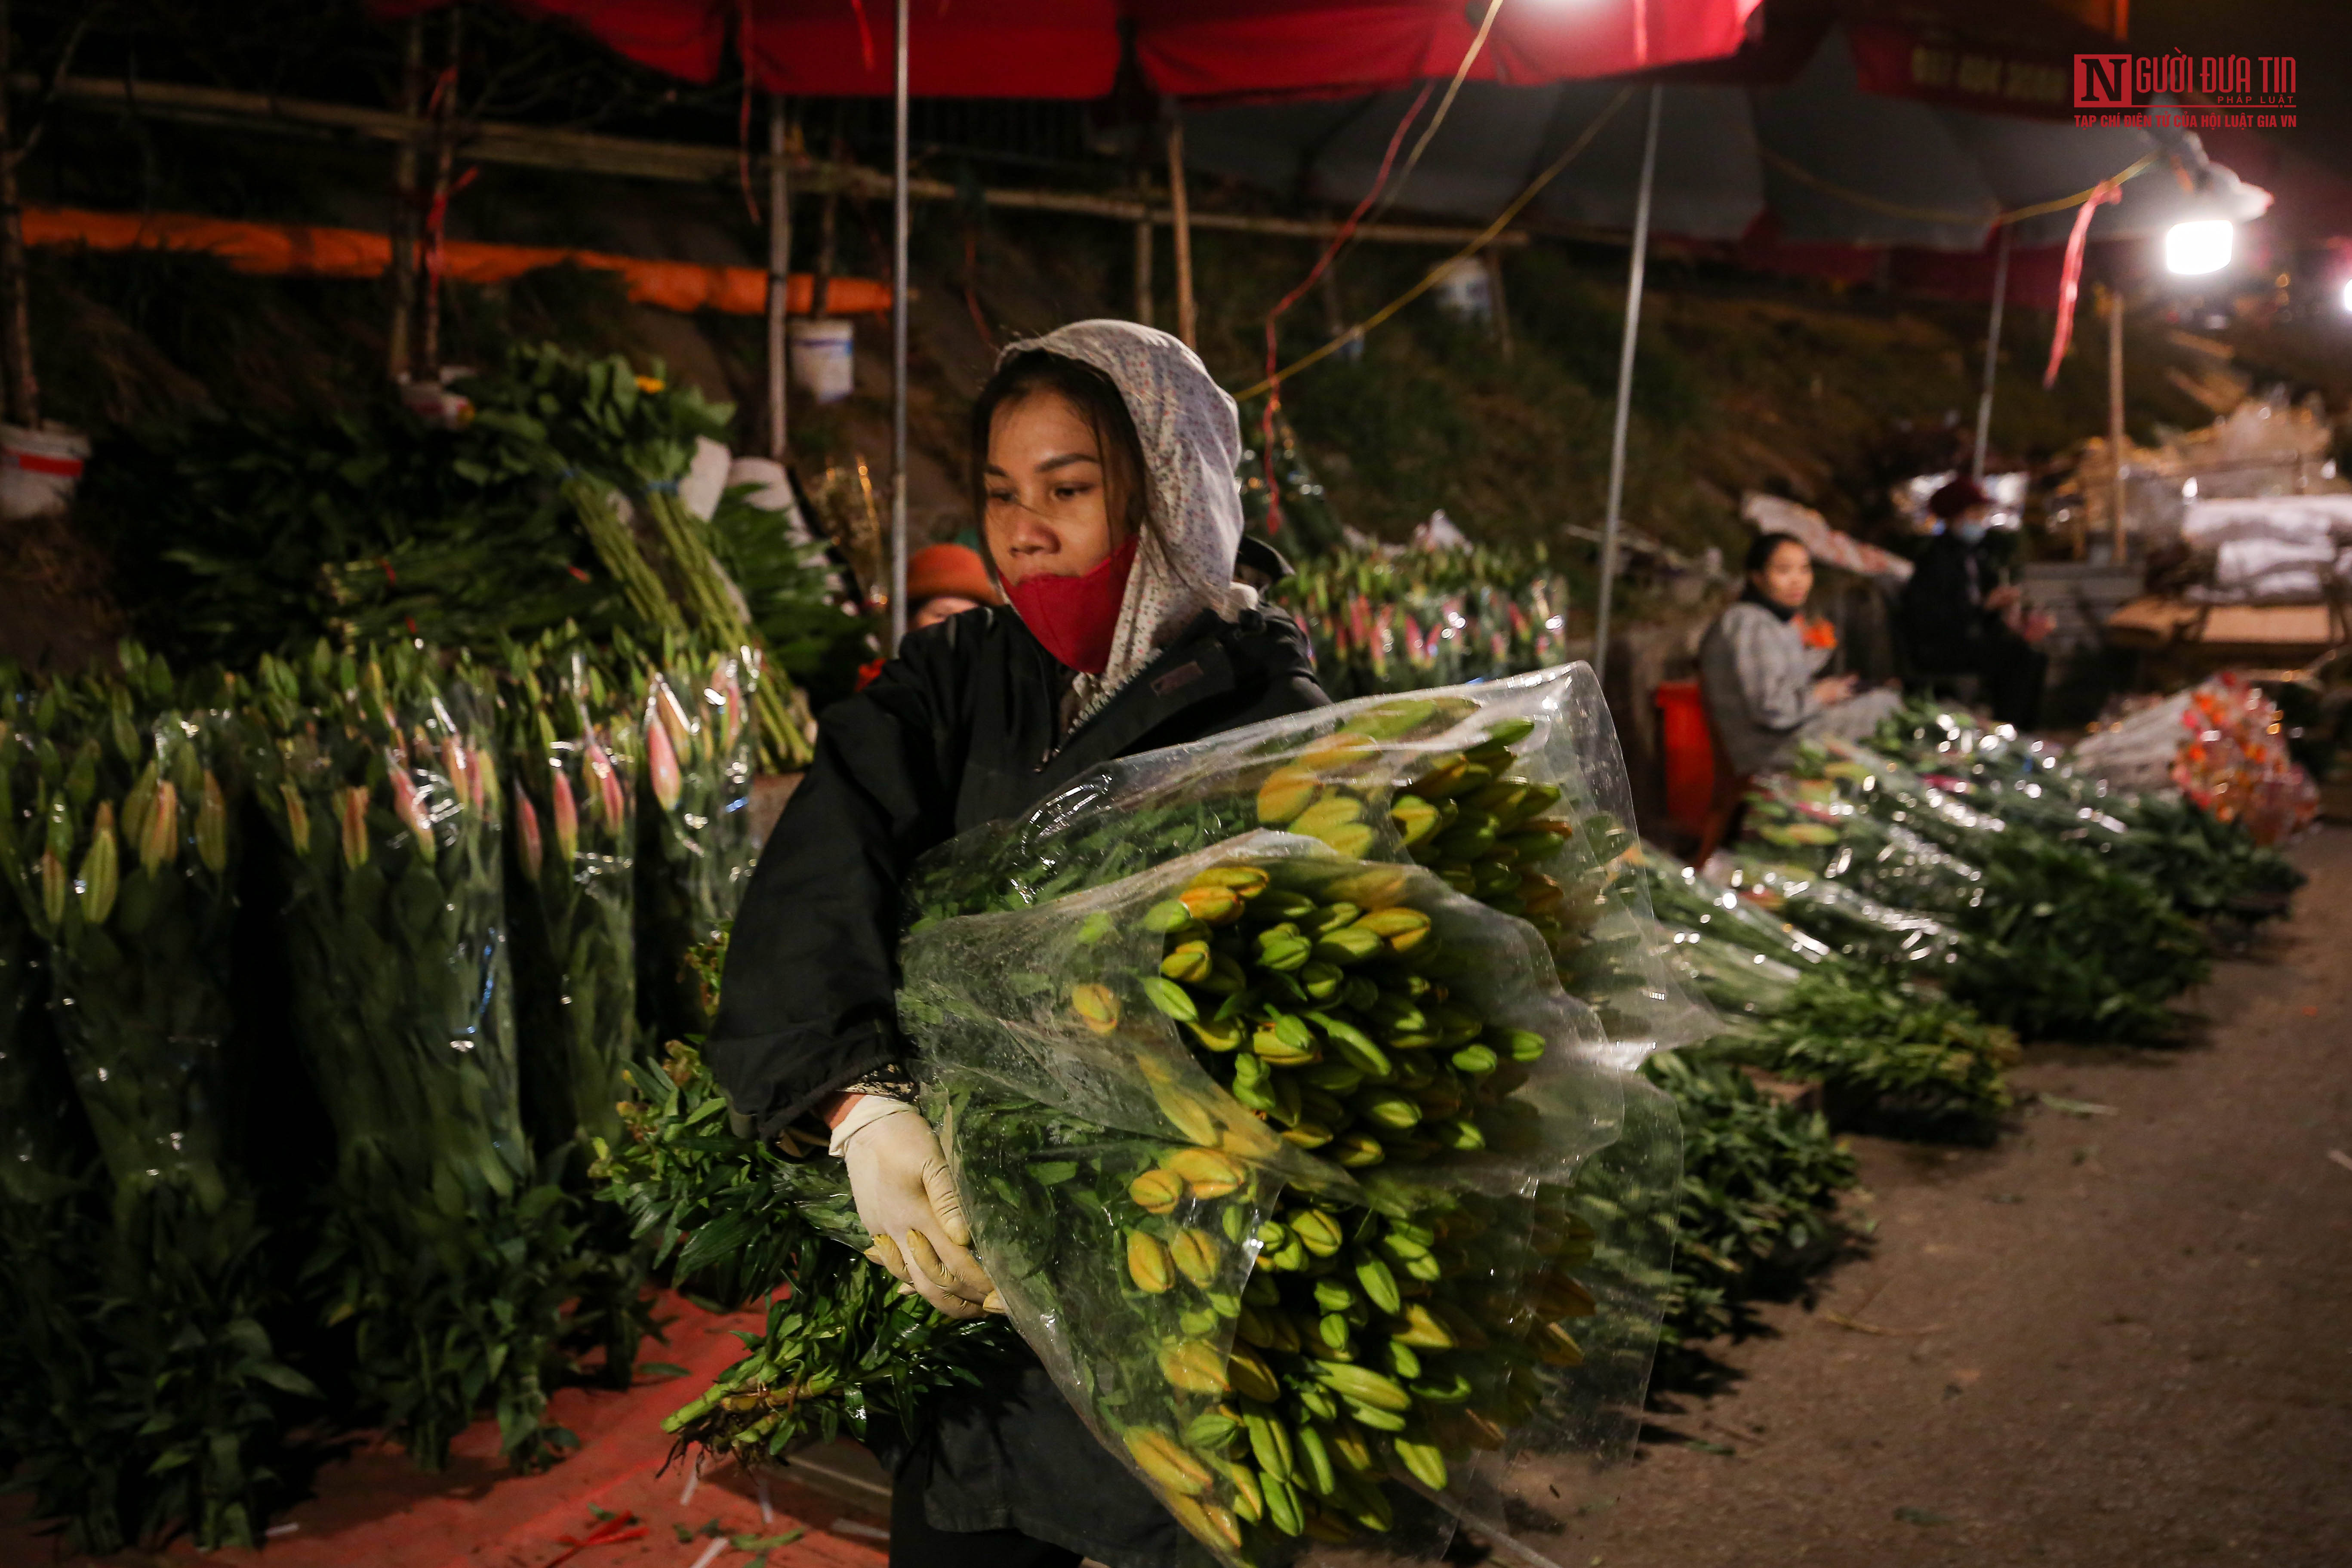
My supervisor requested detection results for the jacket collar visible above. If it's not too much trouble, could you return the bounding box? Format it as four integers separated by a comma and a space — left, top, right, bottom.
1005, 607, 1271, 780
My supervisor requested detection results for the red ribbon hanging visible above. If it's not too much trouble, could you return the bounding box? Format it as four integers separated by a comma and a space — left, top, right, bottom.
737, 0, 762, 225
2042, 179, 2121, 388
1256, 81, 1434, 534
420, 164, 478, 296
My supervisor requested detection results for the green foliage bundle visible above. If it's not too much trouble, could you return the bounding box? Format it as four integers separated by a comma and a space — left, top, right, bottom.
590, 1038, 1016, 1465
462, 343, 819, 771
1868, 696, 2304, 921
1637, 1049, 1854, 1349
0, 649, 315, 1552
1745, 744, 2210, 1042
1641, 848, 2016, 1133
242, 640, 587, 1471
85, 341, 857, 767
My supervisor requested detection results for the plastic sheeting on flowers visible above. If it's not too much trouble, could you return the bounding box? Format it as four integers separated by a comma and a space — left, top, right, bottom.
632, 638, 760, 1038
896, 666, 1708, 1566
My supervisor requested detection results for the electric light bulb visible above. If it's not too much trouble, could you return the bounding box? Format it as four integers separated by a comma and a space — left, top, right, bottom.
2164, 220, 2233, 276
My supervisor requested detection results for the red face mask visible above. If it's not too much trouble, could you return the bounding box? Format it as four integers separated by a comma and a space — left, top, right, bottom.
1004, 536, 1138, 675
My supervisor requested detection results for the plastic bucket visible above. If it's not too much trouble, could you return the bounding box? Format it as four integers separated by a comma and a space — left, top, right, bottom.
1430, 257, 1492, 323
788, 318, 856, 404
1, 423, 91, 521
1654, 679, 1716, 831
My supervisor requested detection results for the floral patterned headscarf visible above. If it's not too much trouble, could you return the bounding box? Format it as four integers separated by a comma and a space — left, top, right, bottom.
993, 320, 1257, 728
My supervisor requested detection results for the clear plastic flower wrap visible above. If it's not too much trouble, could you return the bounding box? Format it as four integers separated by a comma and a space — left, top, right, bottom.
1738, 773, 1991, 921
245, 641, 583, 1472
1637, 846, 2015, 1133
1871, 695, 2303, 919
1699, 851, 1972, 973
894, 668, 1709, 1565
1761, 740, 2209, 1041
628, 634, 760, 1039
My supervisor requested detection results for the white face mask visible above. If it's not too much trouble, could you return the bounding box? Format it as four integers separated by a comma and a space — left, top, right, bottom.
1955, 519, 1990, 545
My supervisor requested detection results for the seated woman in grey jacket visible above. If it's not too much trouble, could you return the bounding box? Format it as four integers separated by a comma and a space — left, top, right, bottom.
1699, 532, 1901, 776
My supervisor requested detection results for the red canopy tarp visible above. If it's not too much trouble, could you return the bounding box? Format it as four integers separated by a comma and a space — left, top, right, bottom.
381, 0, 1763, 100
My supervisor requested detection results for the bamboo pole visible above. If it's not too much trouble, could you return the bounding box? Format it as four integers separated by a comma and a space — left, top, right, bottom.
0, 0, 38, 427
1591, 85, 1662, 690
387, 18, 424, 383
889, 0, 909, 650
1167, 111, 1195, 349
1970, 223, 2010, 485
766, 98, 789, 462
28, 73, 1531, 248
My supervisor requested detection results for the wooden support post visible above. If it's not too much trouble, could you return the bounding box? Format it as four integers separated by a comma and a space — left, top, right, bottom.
1482, 247, 1512, 361
1970, 223, 2010, 484
889, 0, 909, 650
813, 176, 839, 320
1133, 174, 1154, 328
766, 98, 790, 462
1165, 112, 1195, 349
417, 8, 460, 379
2107, 282, 2127, 562
0, 0, 38, 428
387, 18, 423, 382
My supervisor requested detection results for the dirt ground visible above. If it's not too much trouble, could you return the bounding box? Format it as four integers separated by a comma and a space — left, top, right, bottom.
1518, 827, 2352, 1568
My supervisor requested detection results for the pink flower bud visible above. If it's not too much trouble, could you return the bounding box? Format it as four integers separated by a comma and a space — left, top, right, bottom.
390, 770, 436, 863
340, 786, 371, 870
646, 716, 683, 813
512, 787, 542, 881
552, 770, 579, 865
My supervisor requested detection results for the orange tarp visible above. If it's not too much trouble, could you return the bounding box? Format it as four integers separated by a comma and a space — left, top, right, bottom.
24, 205, 891, 315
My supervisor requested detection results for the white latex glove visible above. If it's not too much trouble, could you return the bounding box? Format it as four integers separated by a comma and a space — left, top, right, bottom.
834, 1097, 997, 1318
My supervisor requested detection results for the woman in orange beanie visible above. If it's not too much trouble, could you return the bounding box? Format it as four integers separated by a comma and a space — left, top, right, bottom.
904, 542, 1002, 632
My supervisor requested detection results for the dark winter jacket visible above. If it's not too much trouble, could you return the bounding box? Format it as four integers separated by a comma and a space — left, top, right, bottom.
704, 598, 1326, 1566
1896, 532, 2002, 675
709, 601, 1325, 1136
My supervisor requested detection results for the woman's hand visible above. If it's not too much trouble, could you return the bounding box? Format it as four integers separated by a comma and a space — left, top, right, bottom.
833, 1097, 999, 1318
1811, 674, 1857, 706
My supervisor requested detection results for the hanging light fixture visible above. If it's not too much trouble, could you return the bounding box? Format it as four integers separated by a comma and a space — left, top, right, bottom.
2164, 218, 2233, 276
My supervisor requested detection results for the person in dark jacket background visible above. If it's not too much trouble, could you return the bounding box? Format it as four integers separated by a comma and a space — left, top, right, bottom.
706, 320, 1327, 1568
1896, 478, 2055, 728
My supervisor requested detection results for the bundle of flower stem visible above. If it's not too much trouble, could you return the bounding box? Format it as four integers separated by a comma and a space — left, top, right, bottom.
488, 635, 662, 1385
927, 851, 1604, 1559
1269, 549, 1577, 700
1868, 696, 2303, 921
0, 647, 314, 1551
1751, 743, 2209, 1042
590, 1037, 1019, 1463
495, 635, 643, 1164
465, 343, 816, 772
1634, 1049, 1853, 1351
622, 631, 761, 1041
1640, 847, 2016, 1134
243, 639, 583, 1470
888, 682, 1698, 1565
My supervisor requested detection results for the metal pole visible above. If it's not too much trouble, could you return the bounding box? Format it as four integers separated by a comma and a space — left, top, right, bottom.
1970, 223, 2010, 485
767, 97, 790, 462
890, 0, 910, 648
2107, 282, 2127, 563
1591, 84, 1661, 690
